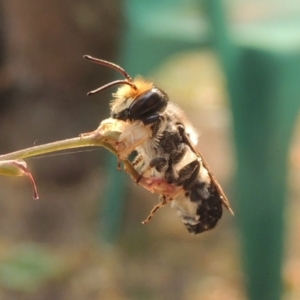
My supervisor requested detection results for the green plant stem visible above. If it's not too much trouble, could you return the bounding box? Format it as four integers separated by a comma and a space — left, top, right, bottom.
0, 132, 141, 183
0, 136, 99, 160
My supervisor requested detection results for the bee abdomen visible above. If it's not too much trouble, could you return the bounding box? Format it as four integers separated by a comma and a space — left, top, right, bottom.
183, 186, 223, 234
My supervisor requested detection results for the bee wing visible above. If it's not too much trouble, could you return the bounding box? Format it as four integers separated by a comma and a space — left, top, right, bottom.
181, 132, 234, 215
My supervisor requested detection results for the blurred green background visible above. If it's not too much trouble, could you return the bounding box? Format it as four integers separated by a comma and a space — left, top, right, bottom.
0, 0, 299, 299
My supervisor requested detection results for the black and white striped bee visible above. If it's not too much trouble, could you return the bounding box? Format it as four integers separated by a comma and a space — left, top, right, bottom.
84, 55, 233, 234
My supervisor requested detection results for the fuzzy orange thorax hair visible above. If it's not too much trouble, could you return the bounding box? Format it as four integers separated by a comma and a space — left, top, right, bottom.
113, 77, 154, 99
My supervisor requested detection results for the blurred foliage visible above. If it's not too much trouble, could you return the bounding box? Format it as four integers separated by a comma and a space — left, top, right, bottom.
0, 243, 64, 292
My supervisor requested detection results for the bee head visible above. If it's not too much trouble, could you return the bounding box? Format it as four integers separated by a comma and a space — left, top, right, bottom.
84, 55, 168, 124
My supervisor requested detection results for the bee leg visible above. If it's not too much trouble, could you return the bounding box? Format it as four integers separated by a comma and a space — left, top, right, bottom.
149, 157, 168, 171
132, 154, 144, 168
137, 177, 176, 195
177, 159, 201, 190
134, 156, 167, 183
135, 156, 177, 196
142, 195, 170, 224
136, 156, 167, 183
131, 154, 144, 177
131, 155, 174, 194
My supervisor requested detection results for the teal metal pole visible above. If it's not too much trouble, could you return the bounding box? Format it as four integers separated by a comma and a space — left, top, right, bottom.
205, 1, 300, 299
101, 154, 128, 244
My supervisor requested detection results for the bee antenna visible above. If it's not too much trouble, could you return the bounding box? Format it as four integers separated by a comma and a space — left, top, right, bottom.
84, 55, 135, 83
87, 80, 138, 96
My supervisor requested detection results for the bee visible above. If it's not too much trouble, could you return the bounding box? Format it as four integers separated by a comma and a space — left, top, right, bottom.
84, 55, 233, 234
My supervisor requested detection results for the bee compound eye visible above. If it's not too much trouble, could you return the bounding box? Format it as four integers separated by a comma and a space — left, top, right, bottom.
129, 88, 168, 120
